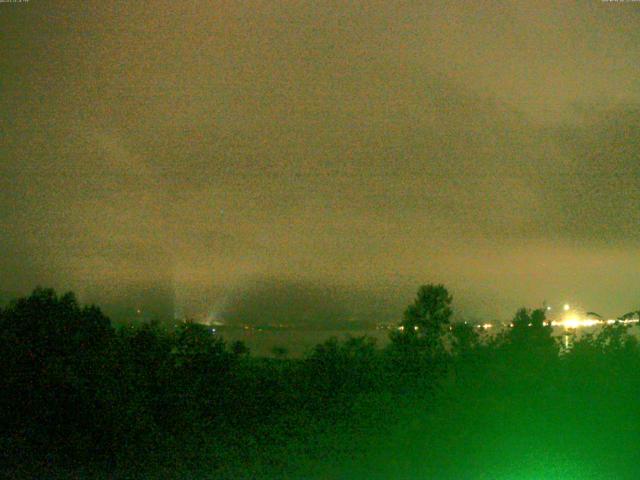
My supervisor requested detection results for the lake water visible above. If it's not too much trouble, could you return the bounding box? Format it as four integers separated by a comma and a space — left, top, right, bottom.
217, 323, 634, 357
220, 328, 391, 357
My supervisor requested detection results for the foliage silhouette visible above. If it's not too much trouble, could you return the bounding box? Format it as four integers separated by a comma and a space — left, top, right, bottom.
389, 284, 452, 355
2, 286, 640, 479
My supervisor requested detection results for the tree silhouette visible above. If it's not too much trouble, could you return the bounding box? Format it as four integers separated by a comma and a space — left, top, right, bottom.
502, 307, 557, 360
618, 310, 640, 321
390, 284, 452, 356
0, 288, 115, 465
450, 322, 482, 356
231, 339, 250, 357
6, 284, 640, 479
271, 345, 289, 359
171, 321, 228, 371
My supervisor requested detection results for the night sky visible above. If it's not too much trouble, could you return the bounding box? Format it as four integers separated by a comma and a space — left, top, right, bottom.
2, 2, 640, 323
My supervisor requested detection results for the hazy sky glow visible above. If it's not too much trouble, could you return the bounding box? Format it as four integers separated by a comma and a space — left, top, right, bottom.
2, 1, 640, 322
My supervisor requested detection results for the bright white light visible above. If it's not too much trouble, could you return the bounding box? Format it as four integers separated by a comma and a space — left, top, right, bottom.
562, 314, 581, 329
563, 304, 570, 311
554, 315, 602, 329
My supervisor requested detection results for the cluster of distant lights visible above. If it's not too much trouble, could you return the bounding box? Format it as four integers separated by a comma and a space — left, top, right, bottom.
396, 303, 639, 332
548, 303, 639, 329
550, 317, 639, 329
143, 304, 638, 332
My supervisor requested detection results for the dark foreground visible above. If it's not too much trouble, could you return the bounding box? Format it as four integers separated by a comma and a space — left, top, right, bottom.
2, 286, 640, 479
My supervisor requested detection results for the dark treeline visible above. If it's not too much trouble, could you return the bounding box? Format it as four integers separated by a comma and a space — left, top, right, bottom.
2, 285, 640, 479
